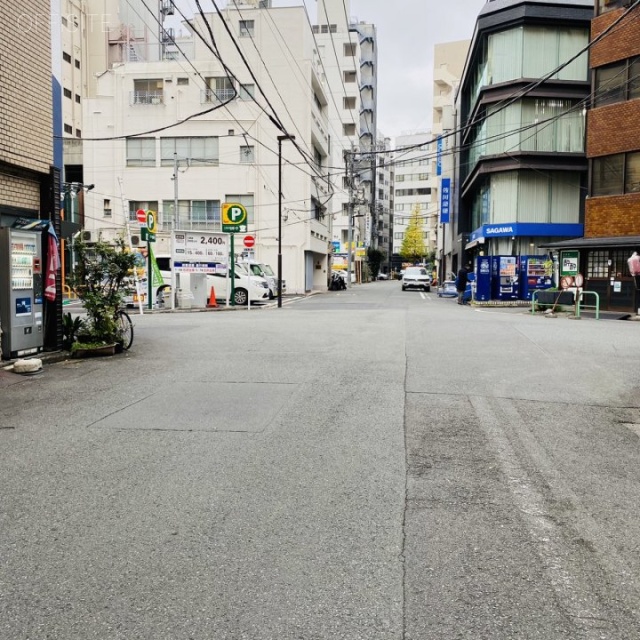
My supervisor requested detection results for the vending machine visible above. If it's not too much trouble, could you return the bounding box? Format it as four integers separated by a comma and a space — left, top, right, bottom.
475, 256, 492, 301
491, 255, 519, 300
519, 255, 553, 300
0, 227, 44, 359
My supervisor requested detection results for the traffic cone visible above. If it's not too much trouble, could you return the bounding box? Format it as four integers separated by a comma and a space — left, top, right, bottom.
207, 286, 217, 308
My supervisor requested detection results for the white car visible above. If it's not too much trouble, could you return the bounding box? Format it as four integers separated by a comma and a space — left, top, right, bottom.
207, 265, 270, 305
401, 266, 432, 292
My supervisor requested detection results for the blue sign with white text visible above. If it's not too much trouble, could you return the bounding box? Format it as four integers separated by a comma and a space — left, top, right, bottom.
440, 177, 451, 224
469, 222, 583, 243
436, 136, 442, 176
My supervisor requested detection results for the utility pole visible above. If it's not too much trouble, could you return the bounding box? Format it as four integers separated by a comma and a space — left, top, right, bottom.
173, 152, 179, 229
346, 149, 355, 288
277, 134, 295, 308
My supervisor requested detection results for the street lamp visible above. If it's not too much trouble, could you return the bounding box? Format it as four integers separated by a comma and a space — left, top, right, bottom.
277, 134, 295, 308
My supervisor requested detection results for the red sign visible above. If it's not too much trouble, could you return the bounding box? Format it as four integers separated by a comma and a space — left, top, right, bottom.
243, 235, 255, 248
136, 209, 147, 224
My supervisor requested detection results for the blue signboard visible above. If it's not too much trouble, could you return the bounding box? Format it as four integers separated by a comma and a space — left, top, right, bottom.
469, 222, 583, 243
332, 241, 340, 253
440, 177, 451, 224
436, 136, 442, 176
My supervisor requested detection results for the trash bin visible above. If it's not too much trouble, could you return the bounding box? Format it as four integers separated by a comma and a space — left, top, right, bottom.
176, 288, 193, 310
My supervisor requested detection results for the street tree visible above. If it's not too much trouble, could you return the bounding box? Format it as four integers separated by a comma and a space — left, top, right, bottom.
400, 204, 426, 264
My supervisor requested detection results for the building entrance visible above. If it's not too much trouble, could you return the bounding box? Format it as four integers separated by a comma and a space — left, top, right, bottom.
585, 249, 637, 312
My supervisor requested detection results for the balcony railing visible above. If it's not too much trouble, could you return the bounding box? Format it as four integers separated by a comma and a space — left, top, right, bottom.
201, 89, 236, 104
131, 91, 164, 105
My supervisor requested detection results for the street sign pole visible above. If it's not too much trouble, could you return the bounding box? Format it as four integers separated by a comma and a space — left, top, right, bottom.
147, 238, 152, 309
230, 233, 235, 306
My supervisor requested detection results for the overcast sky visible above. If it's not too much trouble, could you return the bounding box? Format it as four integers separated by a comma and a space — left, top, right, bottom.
171, 0, 488, 140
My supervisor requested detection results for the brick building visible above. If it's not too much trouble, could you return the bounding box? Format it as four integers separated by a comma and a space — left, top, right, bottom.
0, 3, 62, 354
543, 0, 640, 312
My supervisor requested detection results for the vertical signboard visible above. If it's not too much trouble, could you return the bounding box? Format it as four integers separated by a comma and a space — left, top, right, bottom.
436, 136, 442, 176
440, 177, 451, 224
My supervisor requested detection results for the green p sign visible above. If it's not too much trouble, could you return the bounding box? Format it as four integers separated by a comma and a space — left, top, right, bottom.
222, 202, 248, 233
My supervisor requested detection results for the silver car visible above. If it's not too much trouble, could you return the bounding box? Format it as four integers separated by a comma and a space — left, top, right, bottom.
401, 266, 432, 292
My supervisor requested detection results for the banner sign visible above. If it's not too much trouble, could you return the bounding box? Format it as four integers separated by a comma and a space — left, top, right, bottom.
436, 136, 442, 177
440, 177, 451, 224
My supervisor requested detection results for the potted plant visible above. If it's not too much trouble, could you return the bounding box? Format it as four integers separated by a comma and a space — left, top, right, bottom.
68, 237, 138, 356
62, 312, 85, 351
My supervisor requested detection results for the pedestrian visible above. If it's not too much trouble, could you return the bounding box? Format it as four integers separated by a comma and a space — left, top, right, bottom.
456, 262, 472, 305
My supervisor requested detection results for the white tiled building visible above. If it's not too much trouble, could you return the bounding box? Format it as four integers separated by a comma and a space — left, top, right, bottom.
81, 1, 333, 294
392, 132, 436, 259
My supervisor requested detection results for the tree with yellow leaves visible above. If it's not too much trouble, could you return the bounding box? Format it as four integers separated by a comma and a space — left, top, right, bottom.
400, 203, 426, 264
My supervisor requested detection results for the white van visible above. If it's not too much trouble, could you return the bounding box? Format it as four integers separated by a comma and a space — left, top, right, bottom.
207, 264, 270, 305
242, 260, 284, 299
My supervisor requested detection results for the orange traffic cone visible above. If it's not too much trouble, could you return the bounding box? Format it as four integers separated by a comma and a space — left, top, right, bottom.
207, 286, 217, 308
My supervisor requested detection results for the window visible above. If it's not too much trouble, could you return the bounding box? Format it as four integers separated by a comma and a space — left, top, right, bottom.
126, 137, 156, 167
133, 79, 163, 104
342, 203, 349, 216
75, 94, 81, 103
63, 88, 72, 99
314, 146, 323, 169
595, 61, 626, 107
205, 77, 235, 102
75, 129, 81, 138
396, 175, 405, 182
160, 137, 219, 167
239, 20, 254, 37
128, 201, 158, 222
61, 16, 68, 27
343, 123, 356, 136
394, 232, 404, 240
177, 77, 189, 86
595, 56, 640, 107
75, 59, 80, 69
626, 152, 640, 194
64, 124, 73, 134
343, 97, 356, 110
313, 198, 325, 221
190, 200, 220, 224
225, 194, 254, 224
592, 154, 624, 196
240, 145, 255, 164
103, 199, 112, 218
344, 71, 357, 83
239, 84, 255, 100
344, 43, 356, 57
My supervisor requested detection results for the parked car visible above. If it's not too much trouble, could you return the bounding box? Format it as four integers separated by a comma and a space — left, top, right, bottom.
207, 265, 270, 305
242, 260, 284, 299
437, 280, 458, 298
401, 266, 432, 292
377, 272, 389, 280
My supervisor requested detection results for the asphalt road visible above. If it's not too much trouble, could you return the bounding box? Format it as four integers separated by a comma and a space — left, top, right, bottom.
2, 281, 640, 639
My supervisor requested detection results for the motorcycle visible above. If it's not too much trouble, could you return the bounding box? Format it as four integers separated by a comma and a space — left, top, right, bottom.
329, 271, 347, 291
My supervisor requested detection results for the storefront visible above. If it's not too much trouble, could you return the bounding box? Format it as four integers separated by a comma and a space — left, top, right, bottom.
540, 237, 640, 313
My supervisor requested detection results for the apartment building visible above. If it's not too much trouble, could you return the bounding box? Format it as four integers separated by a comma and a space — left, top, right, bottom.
544, 0, 640, 313
314, 0, 379, 278
432, 40, 469, 283
456, 0, 592, 275
81, 1, 333, 294
391, 132, 436, 269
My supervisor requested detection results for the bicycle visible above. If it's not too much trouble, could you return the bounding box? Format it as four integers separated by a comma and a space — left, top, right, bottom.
115, 308, 134, 350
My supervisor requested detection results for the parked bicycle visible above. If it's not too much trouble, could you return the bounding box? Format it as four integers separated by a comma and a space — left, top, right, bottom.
115, 308, 134, 350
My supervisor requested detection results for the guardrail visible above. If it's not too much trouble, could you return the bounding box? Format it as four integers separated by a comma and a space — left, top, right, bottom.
574, 290, 600, 320
531, 289, 600, 320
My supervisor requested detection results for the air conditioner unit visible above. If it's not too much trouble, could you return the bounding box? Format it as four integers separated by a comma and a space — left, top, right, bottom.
131, 235, 140, 246
81, 230, 93, 242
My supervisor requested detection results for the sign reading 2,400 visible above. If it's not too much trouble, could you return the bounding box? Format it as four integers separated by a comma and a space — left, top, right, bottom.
200, 236, 224, 244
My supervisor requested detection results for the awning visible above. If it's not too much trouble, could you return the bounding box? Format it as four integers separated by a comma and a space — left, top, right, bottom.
465, 238, 485, 250
538, 236, 640, 249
